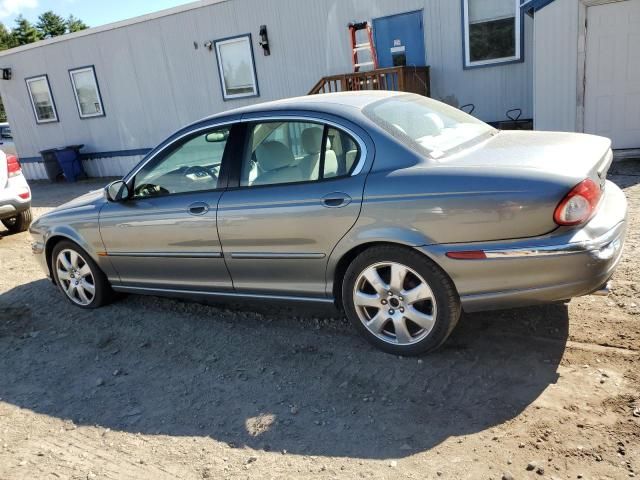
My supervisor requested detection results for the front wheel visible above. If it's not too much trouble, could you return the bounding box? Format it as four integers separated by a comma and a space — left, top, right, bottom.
51, 240, 113, 308
342, 246, 461, 356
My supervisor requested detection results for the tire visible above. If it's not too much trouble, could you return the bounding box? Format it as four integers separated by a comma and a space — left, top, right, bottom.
51, 240, 113, 308
342, 245, 461, 356
1, 208, 32, 233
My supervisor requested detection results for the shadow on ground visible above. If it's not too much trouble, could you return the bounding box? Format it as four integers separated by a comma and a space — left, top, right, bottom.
0, 279, 568, 459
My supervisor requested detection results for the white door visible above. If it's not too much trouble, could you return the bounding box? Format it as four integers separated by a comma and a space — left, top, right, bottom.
584, 0, 640, 149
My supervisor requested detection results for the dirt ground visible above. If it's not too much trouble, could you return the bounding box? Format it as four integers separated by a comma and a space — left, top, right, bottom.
0, 162, 638, 480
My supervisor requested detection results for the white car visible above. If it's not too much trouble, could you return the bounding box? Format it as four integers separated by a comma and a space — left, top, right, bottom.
0, 149, 32, 233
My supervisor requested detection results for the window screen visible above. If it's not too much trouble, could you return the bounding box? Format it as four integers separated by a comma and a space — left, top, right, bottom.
70, 67, 105, 118
214, 35, 259, 100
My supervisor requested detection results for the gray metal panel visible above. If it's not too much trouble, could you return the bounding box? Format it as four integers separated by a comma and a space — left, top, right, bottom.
533, 0, 579, 132
0, 0, 534, 178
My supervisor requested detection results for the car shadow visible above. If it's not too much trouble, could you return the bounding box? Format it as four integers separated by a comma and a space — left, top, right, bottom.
610, 159, 640, 188
0, 279, 568, 459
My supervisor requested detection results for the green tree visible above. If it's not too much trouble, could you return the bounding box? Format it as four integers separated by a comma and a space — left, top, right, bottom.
66, 15, 88, 33
36, 10, 67, 38
11, 15, 42, 46
0, 22, 15, 50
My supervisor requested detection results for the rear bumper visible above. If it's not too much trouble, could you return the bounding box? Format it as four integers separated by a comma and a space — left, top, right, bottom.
418, 180, 627, 312
0, 197, 31, 220
0, 175, 31, 220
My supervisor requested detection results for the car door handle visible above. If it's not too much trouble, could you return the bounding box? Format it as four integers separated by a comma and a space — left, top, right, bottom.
188, 202, 209, 216
321, 193, 351, 208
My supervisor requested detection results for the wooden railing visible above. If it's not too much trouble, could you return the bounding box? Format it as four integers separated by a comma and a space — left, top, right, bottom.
308, 66, 430, 97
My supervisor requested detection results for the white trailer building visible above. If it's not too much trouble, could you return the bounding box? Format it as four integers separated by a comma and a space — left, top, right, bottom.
0, 0, 637, 179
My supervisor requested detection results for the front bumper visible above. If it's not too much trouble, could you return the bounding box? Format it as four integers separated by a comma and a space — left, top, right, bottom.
419, 180, 628, 312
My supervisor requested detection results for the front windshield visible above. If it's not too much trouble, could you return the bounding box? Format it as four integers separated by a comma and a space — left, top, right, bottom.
363, 94, 495, 158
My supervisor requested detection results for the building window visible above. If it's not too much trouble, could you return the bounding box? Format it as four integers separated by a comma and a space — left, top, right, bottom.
462, 0, 522, 68
214, 34, 259, 100
69, 66, 105, 118
25, 75, 58, 124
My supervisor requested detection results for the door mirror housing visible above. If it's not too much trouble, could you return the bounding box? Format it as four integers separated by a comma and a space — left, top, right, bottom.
205, 131, 228, 143
105, 180, 129, 202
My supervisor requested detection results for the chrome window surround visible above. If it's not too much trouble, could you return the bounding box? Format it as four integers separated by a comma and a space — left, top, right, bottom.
124, 115, 369, 183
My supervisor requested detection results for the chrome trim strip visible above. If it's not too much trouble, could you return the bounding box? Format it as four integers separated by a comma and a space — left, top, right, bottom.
107, 252, 223, 258
482, 224, 623, 259
126, 115, 368, 184
230, 252, 326, 259
112, 285, 335, 304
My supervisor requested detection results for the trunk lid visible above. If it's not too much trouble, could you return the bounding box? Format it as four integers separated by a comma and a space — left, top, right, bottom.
442, 130, 613, 187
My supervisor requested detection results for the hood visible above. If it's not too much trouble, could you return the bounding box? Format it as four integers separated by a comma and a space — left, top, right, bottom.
54, 188, 106, 212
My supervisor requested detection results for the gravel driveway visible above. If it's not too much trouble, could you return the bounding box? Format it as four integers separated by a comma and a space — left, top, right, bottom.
0, 164, 638, 479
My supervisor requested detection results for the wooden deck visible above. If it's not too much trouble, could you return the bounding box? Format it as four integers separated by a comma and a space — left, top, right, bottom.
308, 66, 430, 97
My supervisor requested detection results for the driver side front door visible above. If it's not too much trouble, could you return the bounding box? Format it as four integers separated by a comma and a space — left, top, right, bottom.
99, 125, 234, 292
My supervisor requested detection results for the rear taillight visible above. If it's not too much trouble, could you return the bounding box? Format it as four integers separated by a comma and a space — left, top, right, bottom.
553, 178, 602, 226
6, 154, 21, 177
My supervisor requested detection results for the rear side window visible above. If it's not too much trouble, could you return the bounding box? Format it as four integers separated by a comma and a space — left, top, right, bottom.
239, 121, 361, 187
364, 94, 494, 158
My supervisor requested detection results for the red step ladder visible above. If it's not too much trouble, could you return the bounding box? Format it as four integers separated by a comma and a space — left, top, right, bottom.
349, 21, 379, 72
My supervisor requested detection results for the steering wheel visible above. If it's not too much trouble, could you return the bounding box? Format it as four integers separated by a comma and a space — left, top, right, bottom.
184, 165, 212, 178
134, 183, 170, 197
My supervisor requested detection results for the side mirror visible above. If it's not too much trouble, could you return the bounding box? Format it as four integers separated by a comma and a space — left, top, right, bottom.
205, 131, 228, 143
105, 180, 129, 202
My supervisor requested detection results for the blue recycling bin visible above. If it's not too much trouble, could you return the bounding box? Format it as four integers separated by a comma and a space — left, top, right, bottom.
40, 145, 85, 182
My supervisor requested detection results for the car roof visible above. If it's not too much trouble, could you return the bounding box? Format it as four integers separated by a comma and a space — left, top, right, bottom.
198, 91, 404, 123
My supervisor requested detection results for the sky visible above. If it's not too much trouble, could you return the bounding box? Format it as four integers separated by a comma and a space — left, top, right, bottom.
0, 0, 198, 28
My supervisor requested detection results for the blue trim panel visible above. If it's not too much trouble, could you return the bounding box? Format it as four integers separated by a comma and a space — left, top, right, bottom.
19, 148, 152, 164
523, 0, 556, 14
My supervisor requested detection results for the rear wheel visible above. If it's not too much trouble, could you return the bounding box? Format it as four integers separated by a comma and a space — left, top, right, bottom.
342, 245, 461, 356
1, 208, 32, 233
51, 240, 113, 308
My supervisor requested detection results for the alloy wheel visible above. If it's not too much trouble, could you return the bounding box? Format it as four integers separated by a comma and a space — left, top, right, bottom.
55, 249, 96, 306
353, 261, 437, 346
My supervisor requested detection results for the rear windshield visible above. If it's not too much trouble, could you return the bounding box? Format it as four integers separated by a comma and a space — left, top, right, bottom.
363, 94, 495, 158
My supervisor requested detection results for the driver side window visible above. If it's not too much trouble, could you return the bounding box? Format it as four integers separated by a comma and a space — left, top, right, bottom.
133, 127, 229, 199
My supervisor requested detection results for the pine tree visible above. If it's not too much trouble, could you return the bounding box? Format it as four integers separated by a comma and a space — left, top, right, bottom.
0, 22, 14, 50
36, 11, 67, 38
11, 15, 42, 46
67, 15, 89, 33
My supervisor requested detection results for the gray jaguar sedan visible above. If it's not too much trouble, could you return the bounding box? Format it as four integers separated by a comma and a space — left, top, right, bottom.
30, 92, 627, 355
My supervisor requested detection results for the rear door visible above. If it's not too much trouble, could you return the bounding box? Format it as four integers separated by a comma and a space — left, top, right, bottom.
217, 116, 370, 297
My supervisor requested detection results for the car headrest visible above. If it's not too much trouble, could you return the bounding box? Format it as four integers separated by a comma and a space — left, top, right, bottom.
301, 127, 331, 154
255, 141, 295, 171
